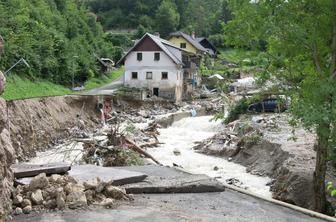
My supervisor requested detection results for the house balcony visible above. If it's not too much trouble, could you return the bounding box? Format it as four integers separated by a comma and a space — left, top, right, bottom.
183, 61, 197, 70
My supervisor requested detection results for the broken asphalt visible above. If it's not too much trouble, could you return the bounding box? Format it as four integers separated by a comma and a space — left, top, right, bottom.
11, 165, 332, 222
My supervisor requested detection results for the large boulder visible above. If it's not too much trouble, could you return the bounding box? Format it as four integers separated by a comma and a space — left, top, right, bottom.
0, 71, 5, 95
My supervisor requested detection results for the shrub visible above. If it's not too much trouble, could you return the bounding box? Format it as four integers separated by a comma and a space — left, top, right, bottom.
224, 98, 249, 124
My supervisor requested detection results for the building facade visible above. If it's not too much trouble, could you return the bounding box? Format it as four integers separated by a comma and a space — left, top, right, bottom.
118, 33, 184, 103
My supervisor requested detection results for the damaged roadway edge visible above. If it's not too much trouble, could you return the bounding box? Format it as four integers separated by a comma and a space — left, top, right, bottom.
223, 183, 336, 222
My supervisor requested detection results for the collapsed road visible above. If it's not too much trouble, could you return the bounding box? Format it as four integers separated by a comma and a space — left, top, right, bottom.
0, 94, 335, 221
11, 166, 331, 222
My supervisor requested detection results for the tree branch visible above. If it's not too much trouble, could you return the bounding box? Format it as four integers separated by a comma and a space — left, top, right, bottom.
312, 42, 322, 75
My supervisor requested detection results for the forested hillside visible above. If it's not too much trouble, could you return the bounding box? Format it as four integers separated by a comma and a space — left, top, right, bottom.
86, 0, 231, 40
0, 0, 120, 86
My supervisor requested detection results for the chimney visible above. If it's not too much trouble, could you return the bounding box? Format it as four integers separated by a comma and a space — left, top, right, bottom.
154, 32, 160, 38
191, 31, 196, 39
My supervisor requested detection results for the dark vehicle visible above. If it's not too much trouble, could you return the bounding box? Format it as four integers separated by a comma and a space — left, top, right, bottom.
247, 99, 287, 113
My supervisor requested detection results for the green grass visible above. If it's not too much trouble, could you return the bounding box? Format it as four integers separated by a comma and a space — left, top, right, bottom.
218, 49, 268, 67
84, 67, 124, 90
200, 48, 269, 77
2, 75, 72, 101
1, 68, 124, 101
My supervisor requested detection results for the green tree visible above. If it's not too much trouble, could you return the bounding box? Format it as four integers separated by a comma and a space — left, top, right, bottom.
154, 0, 180, 38
225, 0, 336, 213
135, 25, 147, 39
0, 0, 115, 86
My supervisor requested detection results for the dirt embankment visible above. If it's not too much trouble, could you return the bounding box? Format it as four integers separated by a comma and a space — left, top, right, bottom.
7, 96, 103, 160
194, 114, 317, 210
0, 98, 15, 219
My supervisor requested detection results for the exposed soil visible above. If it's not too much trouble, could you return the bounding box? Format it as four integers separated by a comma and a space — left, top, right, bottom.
194, 113, 318, 210
7, 96, 102, 161
0, 97, 15, 219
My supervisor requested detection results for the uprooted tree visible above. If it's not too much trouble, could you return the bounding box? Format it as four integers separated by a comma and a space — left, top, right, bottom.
225, 0, 336, 213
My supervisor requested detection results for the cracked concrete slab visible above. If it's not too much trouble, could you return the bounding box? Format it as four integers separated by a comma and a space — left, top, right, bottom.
122, 174, 225, 194
68, 165, 148, 185
115, 165, 225, 194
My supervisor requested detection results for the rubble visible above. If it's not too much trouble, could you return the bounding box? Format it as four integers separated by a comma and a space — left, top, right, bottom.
31, 189, 44, 205
29, 173, 49, 190
11, 173, 132, 215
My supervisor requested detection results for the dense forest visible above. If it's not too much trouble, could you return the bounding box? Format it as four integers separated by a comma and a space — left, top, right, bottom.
0, 0, 231, 87
0, 0, 121, 86
86, 0, 231, 43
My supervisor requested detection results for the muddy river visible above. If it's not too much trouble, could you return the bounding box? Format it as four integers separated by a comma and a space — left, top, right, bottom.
148, 116, 272, 198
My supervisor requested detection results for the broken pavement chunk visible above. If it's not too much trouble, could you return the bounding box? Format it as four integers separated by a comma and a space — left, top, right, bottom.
69, 165, 147, 186
12, 162, 71, 179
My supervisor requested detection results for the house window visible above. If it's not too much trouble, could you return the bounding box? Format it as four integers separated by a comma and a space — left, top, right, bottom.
132, 72, 138, 79
162, 72, 168, 80
146, 72, 153, 79
154, 52, 160, 61
137, 53, 142, 61
180, 43, 186, 49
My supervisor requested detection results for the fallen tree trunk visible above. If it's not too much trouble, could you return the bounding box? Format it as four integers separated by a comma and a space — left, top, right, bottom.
139, 141, 163, 148
125, 138, 162, 165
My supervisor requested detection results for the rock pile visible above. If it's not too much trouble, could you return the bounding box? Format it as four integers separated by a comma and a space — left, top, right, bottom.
12, 173, 132, 215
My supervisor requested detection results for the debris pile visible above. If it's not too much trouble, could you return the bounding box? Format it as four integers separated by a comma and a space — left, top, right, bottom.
194, 118, 262, 157
12, 173, 131, 215
81, 121, 162, 167
181, 98, 224, 114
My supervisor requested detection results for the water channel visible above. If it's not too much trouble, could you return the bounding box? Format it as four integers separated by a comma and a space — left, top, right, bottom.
148, 115, 272, 198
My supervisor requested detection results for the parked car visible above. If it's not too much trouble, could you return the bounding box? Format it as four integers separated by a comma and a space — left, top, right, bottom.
247, 99, 287, 113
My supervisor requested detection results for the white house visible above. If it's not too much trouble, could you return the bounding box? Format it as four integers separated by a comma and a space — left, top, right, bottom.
118, 33, 185, 103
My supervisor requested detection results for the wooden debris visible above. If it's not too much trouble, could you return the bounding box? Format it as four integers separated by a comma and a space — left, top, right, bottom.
139, 141, 163, 148
125, 138, 162, 165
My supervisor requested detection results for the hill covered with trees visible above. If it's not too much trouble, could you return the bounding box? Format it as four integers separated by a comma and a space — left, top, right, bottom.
86, 0, 231, 41
0, 0, 121, 86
